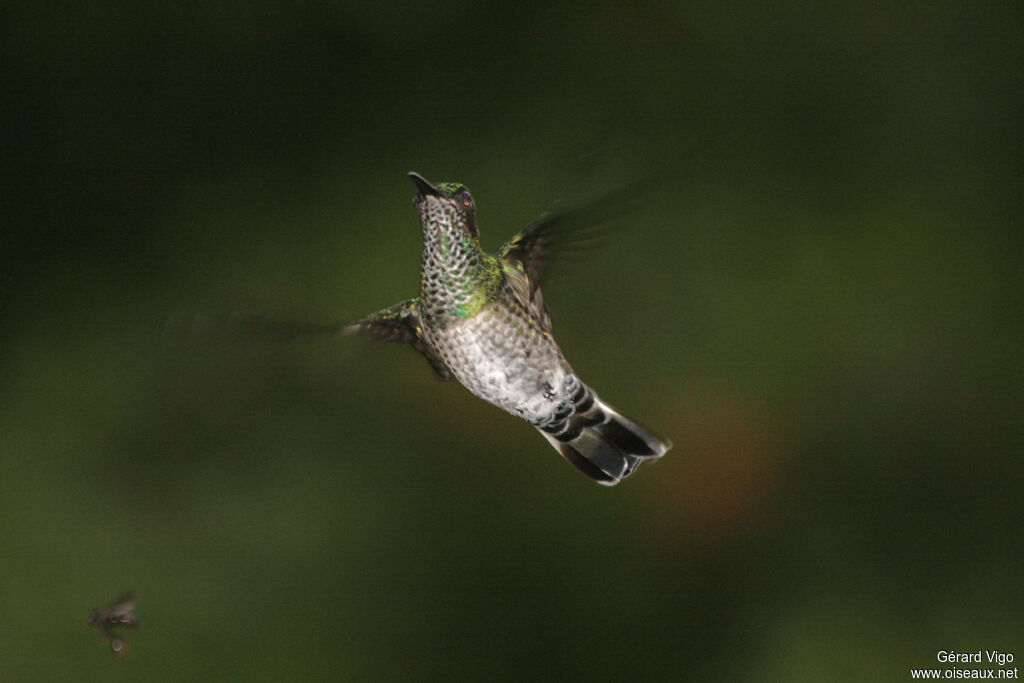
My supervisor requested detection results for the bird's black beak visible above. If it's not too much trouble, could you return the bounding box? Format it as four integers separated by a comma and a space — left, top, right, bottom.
408, 172, 440, 197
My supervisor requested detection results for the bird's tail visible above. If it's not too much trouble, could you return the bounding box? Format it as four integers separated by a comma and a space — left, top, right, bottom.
537, 382, 670, 485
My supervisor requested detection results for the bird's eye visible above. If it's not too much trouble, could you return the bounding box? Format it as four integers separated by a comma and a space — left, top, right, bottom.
461, 191, 472, 208
412, 196, 420, 209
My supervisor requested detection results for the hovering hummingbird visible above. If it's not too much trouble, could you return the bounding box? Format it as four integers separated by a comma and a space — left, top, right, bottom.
348, 172, 670, 485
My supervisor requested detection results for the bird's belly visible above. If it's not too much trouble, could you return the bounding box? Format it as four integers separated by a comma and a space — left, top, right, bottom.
428, 309, 568, 425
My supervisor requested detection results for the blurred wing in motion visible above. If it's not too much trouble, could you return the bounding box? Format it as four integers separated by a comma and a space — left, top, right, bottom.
497, 177, 650, 332
162, 311, 344, 346
345, 298, 452, 380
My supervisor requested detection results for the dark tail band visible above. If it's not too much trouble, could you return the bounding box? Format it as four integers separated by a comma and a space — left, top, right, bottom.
538, 382, 670, 485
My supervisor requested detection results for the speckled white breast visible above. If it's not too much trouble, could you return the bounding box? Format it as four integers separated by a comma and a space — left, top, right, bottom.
425, 302, 571, 426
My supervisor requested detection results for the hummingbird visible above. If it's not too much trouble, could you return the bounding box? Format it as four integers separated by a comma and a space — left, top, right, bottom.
347, 172, 670, 485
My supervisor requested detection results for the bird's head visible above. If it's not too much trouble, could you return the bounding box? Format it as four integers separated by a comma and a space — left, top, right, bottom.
408, 172, 479, 240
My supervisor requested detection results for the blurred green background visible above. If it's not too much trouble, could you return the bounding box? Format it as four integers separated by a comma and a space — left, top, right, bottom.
2, 2, 1021, 681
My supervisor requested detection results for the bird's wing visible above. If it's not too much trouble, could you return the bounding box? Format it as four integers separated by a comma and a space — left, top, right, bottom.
496, 182, 640, 332
162, 312, 346, 345
499, 256, 553, 332
345, 298, 452, 380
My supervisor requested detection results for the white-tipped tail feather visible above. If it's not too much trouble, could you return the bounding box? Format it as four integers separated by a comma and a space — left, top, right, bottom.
537, 384, 670, 485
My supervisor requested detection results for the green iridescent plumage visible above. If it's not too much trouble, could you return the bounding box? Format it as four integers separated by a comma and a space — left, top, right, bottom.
435, 182, 469, 195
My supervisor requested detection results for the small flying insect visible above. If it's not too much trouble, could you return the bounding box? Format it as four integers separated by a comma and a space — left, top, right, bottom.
87, 592, 139, 655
